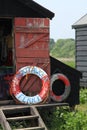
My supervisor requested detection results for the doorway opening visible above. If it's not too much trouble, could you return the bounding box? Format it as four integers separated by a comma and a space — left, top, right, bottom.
0, 18, 14, 100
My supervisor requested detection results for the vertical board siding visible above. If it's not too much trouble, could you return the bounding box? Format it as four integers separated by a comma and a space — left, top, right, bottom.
76, 27, 87, 87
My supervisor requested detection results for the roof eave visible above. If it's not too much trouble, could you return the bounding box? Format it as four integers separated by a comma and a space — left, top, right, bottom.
18, 0, 55, 19
72, 24, 87, 29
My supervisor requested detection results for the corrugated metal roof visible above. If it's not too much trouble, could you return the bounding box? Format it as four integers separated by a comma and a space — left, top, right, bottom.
72, 14, 87, 28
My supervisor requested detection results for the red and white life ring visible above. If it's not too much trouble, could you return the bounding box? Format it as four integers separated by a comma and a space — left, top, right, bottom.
10, 66, 50, 104
50, 73, 71, 102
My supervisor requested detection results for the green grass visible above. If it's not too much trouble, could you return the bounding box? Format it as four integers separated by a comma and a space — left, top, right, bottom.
77, 103, 87, 111
58, 58, 75, 68
63, 60, 75, 68
77, 88, 87, 111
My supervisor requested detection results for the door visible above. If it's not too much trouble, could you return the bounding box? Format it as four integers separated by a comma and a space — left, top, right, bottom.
14, 18, 50, 95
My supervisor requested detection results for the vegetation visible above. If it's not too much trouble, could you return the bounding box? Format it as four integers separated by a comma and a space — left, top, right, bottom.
58, 58, 75, 68
39, 89, 87, 130
80, 88, 87, 104
50, 38, 55, 50
50, 38, 75, 68
50, 38, 75, 59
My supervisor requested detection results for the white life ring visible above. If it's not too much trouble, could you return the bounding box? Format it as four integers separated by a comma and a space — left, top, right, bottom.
50, 73, 71, 102
10, 66, 50, 104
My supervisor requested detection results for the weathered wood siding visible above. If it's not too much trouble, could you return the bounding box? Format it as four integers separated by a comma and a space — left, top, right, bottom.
14, 18, 50, 94
76, 27, 87, 87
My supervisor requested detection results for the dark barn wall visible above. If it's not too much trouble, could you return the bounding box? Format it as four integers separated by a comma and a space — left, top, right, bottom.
50, 56, 82, 107
75, 27, 87, 87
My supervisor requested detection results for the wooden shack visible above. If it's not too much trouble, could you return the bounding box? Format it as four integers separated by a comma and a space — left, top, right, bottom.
72, 14, 87, 87
0, 1, 82, 129
0, 0, 54, 101
0, 0, 81, 108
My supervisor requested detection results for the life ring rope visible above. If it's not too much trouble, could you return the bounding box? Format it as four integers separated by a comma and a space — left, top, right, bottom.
10, 66, 50, 104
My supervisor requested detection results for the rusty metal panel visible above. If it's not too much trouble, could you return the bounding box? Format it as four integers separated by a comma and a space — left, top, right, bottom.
14, 18, 50, 95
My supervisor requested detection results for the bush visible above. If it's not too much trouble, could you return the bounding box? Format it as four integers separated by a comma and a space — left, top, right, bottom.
80, 88, 87, 104
47, 107, 87, 130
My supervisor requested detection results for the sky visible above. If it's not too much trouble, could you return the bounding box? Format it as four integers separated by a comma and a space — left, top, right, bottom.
34, 0, 87, 41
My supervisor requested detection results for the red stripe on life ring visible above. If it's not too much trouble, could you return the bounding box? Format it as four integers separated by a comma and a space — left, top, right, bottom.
50, 73, 71, 102
39, 78, 50, 100
58, 74, 70, 87
51, 91, 61, 100
10, 66, 50, 105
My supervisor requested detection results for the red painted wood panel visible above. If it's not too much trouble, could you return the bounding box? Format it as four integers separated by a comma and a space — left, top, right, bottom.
14, 18, 50, 96
14, 18, 49, 58
16, 58, 50, 75
15, 18, 49, 27
16, 58, 50, 93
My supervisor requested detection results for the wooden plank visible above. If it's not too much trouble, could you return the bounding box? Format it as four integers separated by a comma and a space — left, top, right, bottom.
82, 77, 87, 81
15, 33, 49, 50
76, 56, 87, 61
34, 103, 69, 108
15, 18, 49, 27
80, 78, 87, 87
77, 61, 87, 66
76, 46, 87, 51
0, 110, 11, 130
76, 30, 87, 36
7, 115, 39, 121
18, 34, 48, 48
76, 35, 87, 41
16, 50, 49, 58
31, 107, 48, 130
77, 66, 87, 71
2, 105, 30, 110
76, 51, 87, 56
80, 78, 87, 82
16, 58, 50, 63
14, 126, 45, 130
2, 107, 32, 118
82, 72, 87, 77
80, 82, 87, 87
0, 100, 14, 105
76, 28, 87, 31
76, 41, 87, 46
15, 27, 49, 33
